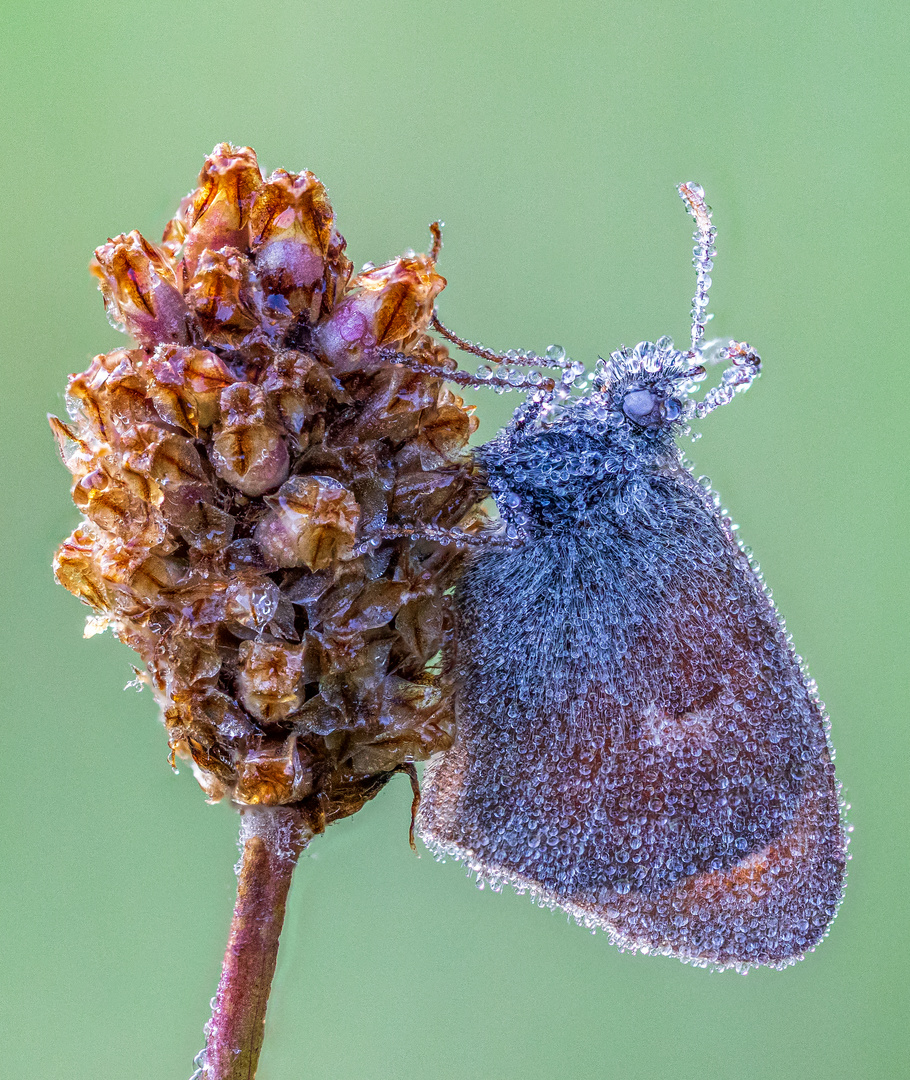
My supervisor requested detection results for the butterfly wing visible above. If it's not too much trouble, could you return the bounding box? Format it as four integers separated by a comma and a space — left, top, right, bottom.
417, 478, 847, 969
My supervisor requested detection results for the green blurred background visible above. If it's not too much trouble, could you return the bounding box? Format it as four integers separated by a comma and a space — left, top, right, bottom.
2, 1, 907, 1077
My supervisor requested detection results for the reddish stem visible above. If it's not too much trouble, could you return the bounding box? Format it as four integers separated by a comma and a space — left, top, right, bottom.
200, 807, 310, 1080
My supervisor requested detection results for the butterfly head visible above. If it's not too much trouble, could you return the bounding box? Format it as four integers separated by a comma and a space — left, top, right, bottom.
589, 336, 705, 433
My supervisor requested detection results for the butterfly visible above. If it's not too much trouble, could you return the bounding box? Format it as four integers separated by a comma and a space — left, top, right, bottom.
411, 184, 847, 970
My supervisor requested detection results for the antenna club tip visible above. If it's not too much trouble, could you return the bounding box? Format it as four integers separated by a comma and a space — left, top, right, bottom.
677, 182, 712, 222
428, 220, 444, 263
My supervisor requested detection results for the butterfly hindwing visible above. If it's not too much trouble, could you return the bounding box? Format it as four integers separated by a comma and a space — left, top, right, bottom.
417, 476, 846, 968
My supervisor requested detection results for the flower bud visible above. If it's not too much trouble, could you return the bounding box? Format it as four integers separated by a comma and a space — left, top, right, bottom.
65, 349, 162, 443
155, 635, 222, 693
91, 231, 194, 346
343, 676, 453, 774
259, 350, 338, 436
315, 255, 445, 371
224, 576, 281, 632
186, 248, 266, 345
145, 345, 237, 432
254, 475, 360, 570
53, 524, 115, 612
396, 391, 477, 469
148, 431, 209, 489
390, 463, 476, 525
73, 473, 168, 547
236, 642, 305, 723
234, 735, 313, 805
165, 699, 237, 802
395, 597, 446, 664
176, 501, 236, 554
143, 431, 217, 529
250, 169, 352, 322
121, 553, 184, 604
209, 383, 289, 495
179, 143, 263, 276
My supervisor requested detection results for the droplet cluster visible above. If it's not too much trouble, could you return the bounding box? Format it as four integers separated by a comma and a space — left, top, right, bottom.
52, 143, 484, 826
418, 352, 847, 969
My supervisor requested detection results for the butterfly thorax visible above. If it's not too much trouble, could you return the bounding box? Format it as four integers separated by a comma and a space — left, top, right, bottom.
477, 391, 685, 530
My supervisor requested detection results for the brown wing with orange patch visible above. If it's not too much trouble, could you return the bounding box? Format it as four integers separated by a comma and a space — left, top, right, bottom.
417, 497, 847, 969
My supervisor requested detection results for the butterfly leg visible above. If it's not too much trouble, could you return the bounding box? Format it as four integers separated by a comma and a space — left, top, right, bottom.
692, 341, 762, 417
375, 346, 556, 395
353, 522, 525, 555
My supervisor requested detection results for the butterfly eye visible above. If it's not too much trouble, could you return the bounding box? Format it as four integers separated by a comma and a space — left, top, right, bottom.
622, 388, 660, 426
622, 389, 683, 428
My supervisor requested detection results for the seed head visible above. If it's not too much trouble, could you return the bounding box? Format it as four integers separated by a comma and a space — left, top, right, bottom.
53, 143, 483, 829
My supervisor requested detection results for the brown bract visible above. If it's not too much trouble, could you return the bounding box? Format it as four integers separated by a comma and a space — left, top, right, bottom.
54, 143, 483, 829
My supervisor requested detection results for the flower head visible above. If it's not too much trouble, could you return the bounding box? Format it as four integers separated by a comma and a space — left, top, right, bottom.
54, 144, 482, 829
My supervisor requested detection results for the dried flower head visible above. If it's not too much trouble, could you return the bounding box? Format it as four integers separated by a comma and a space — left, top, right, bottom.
53, 143, 483, 831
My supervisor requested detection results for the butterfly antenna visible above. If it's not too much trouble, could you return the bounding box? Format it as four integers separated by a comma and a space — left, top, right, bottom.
429, 220, 443, 263
677, 184, 761, 415
677, 182, 716, 357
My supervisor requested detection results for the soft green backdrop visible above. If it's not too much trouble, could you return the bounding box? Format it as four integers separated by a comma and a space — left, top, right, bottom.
2, 2, 907, 1078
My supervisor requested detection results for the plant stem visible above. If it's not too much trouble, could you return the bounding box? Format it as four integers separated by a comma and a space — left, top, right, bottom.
200, 807, 311, 1080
